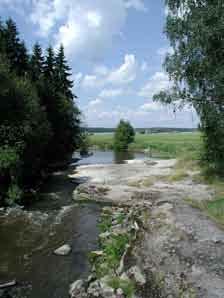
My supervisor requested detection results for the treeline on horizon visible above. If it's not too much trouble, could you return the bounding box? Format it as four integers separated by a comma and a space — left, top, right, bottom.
0, 18, 81, 206
87, 127, 198, 134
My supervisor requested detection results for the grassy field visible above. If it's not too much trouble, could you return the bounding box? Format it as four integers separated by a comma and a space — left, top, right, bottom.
89, 132, 202, 158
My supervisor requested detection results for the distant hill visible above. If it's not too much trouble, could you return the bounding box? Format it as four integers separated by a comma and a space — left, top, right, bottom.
86, 127, 198, 134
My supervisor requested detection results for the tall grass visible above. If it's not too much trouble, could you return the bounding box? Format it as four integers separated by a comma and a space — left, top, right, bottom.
89, 132, 202, 158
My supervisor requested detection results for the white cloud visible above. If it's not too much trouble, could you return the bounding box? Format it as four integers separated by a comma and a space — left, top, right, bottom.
107, 54, 138, 85
93, 65, 109, 76
84, 103, 198, 128
82, 53, 138, 89
140, 101, 163, 112
27, 0, 147, 60
30, 0, 69, 37
86, 11, 102, 28
88, 98, 102, 107
141, 61, 149, 72
99, 88, 124, 98
125, 0, 147, 12
82, 74, 102, 88
139, 71, 171, 99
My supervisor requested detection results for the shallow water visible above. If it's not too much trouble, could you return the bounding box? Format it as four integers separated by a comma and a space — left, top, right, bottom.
75, 150, 148, 165
0, 171, 101, 298
0, 150, 147, 298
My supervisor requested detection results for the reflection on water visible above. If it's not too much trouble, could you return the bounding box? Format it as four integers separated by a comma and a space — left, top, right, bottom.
75, 150, 147, 166
0, 150, 148, 298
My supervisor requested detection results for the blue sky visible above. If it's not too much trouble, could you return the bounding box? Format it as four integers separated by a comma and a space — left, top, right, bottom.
0, 0, 198, 128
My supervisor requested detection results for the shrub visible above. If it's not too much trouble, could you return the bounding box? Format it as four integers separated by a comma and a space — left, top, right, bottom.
114, 120, 135, 151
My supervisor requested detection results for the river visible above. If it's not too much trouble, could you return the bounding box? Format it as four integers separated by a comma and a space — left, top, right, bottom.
0, 150, 147, 298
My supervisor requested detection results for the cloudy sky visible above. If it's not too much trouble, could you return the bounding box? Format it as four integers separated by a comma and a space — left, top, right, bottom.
0, 0, 198, 128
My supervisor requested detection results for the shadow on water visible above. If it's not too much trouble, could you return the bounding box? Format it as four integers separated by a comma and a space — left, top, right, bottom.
0, 168, 101, 298
0, 150, 148, 298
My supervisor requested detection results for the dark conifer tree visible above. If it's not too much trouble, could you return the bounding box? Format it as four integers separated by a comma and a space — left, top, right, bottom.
4, 18, 29, 76
17, 41, 29, 76
55, 44, 75, 100
30, 43, 44, 82
0, 18, 82, 205
0, 19, 5, 54
44, 46, 55, 81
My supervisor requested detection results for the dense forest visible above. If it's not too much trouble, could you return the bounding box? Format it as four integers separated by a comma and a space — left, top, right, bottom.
0, 18, 81, 206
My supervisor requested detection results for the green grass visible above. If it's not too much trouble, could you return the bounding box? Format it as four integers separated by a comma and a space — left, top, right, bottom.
167, 169, 190, 182
186, 197, 224, 227
108, 276, 135, 298
89, 132, 202, 158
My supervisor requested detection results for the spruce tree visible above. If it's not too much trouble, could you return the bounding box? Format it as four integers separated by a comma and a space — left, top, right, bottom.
55, 44, 74, 99
4, 18, 29, 76
44, 46, 55, 81
30, 43, 44, 82
0, 19, 5, 54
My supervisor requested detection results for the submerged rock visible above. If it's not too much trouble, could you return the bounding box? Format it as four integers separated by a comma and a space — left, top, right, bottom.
54, 244, 71, 256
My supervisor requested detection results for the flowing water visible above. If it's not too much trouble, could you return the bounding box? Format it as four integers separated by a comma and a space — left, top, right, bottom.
0, 150, 147, 298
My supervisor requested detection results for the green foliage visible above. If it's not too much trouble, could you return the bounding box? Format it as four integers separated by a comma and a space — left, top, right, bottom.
186, 197, 224, 227
30, 43, 44, 82
108, 276, 135, 298
154, 0, 224, 175
3, 18, 29, 76
40, 45, 81, 164
7, 184, 22, 205
0, 145, 19, 170
98, 214, 113, 233
91, 232, 130, 278
0, 18, 81, 205
102, 233, 130, 268
0, 145, 20, 205
79, 131, 90, 156
114, 120, 135, 151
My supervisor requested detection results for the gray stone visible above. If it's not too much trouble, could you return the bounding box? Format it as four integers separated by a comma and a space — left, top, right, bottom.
117, 288, 124, 296
127, 266, 146, 286
69, 279, 85, 297
90, 250, 104, 257
54, 244, 71, 256
100, 282, 115, 298
87, 280, 101, 297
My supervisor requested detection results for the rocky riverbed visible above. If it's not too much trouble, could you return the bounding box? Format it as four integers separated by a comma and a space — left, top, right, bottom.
70, 159, 224, 298
1, 156, 224, 298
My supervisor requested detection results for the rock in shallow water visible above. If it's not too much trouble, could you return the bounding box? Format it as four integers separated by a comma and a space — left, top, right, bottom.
54, 244, 71, 256
69, 280, 86, 298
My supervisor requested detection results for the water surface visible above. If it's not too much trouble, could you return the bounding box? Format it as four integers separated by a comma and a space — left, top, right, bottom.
0, 171, 100, 298
0, 149, 147, 298
75, 150, 147, 165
